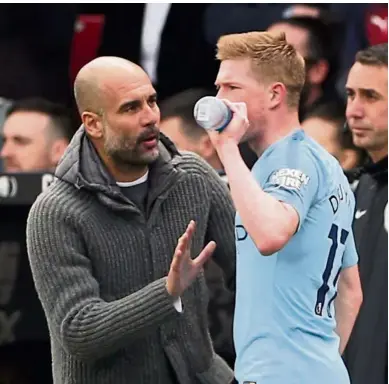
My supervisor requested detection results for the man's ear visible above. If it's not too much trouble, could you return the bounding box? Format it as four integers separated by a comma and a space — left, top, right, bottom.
268, 82, 287, 109
82, 111, 104, 139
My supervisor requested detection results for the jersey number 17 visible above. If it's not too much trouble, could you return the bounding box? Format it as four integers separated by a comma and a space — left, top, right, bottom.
315, 223, 349, 317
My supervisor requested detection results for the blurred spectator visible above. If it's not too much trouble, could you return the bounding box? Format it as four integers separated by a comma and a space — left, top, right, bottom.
86, 4, 219, 101
160, 88, 225, 177
282, 4, 332, 19
159, 88, 236, 368
203, 4, 331, 46
302, 103, 367, 171
343, 43, 388, 384
0, 96, 73, 383
268, 16, 343, 120
0, 98, 74, 173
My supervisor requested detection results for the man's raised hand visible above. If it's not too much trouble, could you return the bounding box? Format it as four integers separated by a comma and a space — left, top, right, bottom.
166, 221, 216, 298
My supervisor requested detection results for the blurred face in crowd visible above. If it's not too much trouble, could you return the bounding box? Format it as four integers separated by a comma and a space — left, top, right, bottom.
0, 111, 65, 172
268, 23, 310, 58
83, 66, 160, 172
284, 4, 322, 18
268, 22, 328, 108
215, 58, 270, 142
160, 117, 221, 169
303, 117, 342, 156
302, 117, 361, 170
160, 117, 198, 152
346, 62, 388, 162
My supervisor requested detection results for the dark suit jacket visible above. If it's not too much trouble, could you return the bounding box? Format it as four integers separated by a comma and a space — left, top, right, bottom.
94, 4, 219, 102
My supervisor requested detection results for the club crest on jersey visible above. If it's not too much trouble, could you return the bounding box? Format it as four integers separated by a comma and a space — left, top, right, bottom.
269, 168, 310, 190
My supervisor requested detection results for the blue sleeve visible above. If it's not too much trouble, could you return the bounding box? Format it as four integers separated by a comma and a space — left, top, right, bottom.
342, 230, 359, 268
262, 143, 320, 230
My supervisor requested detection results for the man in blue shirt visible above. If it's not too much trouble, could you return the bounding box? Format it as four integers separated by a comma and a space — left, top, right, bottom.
207, 31, 363, 384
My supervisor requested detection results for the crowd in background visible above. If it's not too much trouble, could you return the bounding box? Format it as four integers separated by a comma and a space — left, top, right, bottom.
0, 3, 387, 383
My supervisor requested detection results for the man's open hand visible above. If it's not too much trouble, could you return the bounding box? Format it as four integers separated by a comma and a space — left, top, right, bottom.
166, 221, 217, 298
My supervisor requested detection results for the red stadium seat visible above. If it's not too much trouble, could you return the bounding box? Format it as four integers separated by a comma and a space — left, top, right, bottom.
70, 14, 105, 84
365, 4, 388, 45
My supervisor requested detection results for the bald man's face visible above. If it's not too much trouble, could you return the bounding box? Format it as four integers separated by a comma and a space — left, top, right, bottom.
95, 70, 161, 168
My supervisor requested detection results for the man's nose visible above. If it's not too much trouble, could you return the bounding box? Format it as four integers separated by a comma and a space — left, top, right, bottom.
216, 89, 225, 99
0, 141, 11, 159
141, 104, 160, 126
346, 97, 364, 121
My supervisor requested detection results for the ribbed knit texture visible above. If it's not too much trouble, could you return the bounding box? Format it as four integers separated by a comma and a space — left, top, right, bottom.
26, 128, 236, 384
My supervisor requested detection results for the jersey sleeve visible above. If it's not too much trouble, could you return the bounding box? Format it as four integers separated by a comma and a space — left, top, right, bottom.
262, 141, 320, 231
342, 230, 359, 268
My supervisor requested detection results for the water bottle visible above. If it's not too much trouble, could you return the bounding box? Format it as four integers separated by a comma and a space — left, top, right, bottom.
193, 96, 233, 132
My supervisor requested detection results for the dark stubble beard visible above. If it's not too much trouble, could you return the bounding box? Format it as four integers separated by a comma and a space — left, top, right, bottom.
104, 125, 160, 171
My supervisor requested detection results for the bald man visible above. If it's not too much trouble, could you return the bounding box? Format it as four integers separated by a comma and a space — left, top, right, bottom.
25, 57, 236, 384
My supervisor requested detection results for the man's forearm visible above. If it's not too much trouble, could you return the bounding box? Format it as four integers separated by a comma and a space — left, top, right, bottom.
219, 140, 297, 255
59, 277, 178, 361
335, 292, 362, 355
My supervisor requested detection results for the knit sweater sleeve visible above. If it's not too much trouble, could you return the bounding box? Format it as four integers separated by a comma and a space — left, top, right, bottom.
26, 191, 178, 362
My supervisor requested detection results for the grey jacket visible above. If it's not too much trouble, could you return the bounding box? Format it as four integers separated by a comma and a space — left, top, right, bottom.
26, 127, 236, 384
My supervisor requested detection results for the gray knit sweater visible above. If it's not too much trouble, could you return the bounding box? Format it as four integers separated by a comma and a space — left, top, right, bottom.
26, 128, 236, 384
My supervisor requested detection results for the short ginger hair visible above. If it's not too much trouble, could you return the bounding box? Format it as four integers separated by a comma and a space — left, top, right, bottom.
216, 31, 306, 108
